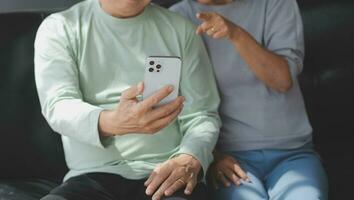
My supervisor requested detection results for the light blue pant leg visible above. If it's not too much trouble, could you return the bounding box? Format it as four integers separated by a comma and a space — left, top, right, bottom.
265, 151, 328, 200
212, 162, 268, 200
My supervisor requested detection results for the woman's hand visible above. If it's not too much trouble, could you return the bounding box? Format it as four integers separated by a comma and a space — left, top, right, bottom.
196, 12, 240, 40
144, 154, 201, 200
98, 82, 185, 136
196, 11, 293, 92
210, 152, 250, 188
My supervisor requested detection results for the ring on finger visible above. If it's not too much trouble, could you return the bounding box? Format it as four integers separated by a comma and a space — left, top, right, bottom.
207, 28, 216, 35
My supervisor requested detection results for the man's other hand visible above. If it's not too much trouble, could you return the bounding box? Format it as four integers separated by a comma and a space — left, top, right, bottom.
144, 154, 201, 200
98, 82, 184, 136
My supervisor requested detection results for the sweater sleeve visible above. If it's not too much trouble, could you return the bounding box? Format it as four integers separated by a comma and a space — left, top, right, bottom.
171, 21, 221, 179
264, 0, 305, 81
34, 16, 107, 148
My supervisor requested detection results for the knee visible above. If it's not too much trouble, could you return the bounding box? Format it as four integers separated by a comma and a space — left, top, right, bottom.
272, 184, 328, 200
212, 185, 268, 200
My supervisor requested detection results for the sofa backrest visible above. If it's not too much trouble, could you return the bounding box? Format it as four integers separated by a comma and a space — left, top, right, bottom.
0, 0, 82, 13
299, 1, 354, 198
0, 13, 67, 181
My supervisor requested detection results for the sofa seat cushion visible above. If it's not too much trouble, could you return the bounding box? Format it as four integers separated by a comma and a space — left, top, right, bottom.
0, 179, 58, 200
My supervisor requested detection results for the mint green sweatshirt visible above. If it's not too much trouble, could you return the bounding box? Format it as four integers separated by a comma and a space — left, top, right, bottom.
34, 0, 221, 181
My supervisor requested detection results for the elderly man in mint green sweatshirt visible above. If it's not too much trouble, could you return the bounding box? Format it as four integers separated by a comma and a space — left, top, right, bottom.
34, 0, 221, 200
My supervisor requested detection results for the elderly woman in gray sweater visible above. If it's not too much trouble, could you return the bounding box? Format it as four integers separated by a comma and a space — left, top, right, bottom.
170, 0, 328, 199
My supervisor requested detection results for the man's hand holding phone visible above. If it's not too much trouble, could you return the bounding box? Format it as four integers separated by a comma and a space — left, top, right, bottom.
99, 82, 184, 137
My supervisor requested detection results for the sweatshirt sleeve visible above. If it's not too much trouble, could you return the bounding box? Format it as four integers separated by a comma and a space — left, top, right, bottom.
171, 21, 221, 179
264, 0, 305, 81
34, 16, 107, 148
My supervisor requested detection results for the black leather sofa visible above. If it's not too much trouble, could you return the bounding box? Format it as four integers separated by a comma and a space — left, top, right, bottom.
0, 0, 353, 199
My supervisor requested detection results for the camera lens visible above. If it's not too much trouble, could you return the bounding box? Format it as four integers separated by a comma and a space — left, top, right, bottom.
149, 61, 154, 65
156, 64, 161, 69
148, 68, 154, 72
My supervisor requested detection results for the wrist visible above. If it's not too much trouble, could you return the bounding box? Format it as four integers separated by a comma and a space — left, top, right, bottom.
229, 25, 243, 44
98, 110, 121, 137
173, 154, 205, 181
174, 154, 201, 170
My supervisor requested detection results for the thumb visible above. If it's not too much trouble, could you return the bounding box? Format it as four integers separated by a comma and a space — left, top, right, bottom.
121, 82, 144, 100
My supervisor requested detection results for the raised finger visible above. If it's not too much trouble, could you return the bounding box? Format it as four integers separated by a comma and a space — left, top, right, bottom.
148, 96, 184, 121
138, 85, 174, 110
121, 82, 144, 100
196, 12, 212, 21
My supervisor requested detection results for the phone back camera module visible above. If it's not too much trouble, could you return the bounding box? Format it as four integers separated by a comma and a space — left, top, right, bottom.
147, 60, 162, 73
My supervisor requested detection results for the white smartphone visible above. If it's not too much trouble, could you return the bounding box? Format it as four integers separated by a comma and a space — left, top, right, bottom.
142, 56, 182, 107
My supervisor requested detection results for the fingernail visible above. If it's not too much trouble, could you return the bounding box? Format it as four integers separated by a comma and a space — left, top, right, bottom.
185, 190, 191, 195
146, 189, 151, 195
168, 85, 174, 92
246, 178, 251, 183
